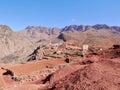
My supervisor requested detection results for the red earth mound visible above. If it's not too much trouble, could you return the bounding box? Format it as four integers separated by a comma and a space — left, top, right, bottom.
48, 59, 120, 90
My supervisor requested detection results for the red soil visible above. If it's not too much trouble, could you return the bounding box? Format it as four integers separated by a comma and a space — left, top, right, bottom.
0, 47, 120, 90
0, 58, 66, 88
48, 59, 120, 90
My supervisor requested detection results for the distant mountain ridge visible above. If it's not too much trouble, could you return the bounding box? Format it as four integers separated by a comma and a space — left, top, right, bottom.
58, 24, 120, 48
19, 24, 120, 46
61, 24, 120, 32
19, 26, 61, 44
19, 24, 120, 49
25, 26, 60, 35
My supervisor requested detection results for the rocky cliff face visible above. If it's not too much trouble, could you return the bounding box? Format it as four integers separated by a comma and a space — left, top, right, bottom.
0, 25, 35, 63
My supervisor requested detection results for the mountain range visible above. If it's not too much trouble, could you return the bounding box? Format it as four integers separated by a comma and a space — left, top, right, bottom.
0, 24, 120, 63
58, 24, 120, 48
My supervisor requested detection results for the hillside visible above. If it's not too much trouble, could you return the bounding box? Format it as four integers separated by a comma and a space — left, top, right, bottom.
1, 24, 120, 63
58, 24, 120, 48
19, 26, 61, 45
0, 25, 35, 63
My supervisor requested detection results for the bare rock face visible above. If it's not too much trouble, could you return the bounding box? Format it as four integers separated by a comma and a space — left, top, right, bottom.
48, 59, 120, 90
0, 25, 35, 63
19, 26, 61, 44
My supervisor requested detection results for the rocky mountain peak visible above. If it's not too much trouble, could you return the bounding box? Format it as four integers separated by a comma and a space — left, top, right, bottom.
25, 26, 61, 34
61, 25, 95, 33
25, 26, 35, 29
92, 24, 111, 30
111, 26, 120, 32
19, 26, 61, 44
0, 25, 13, 34
61, 25, 87, 32
61, 24, 120, 33
25, 26, 48, 30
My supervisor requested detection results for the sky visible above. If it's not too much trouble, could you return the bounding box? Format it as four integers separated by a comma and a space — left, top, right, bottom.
0, 0, 120, 31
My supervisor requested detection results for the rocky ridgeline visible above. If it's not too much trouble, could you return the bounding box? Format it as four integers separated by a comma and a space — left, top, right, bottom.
61, 24, 120, 32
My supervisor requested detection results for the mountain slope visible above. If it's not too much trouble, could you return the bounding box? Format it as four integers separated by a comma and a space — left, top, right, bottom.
19, 26, 61, 44
1, 24, 120, 63
0, 25, 35, 63
58, 24, 120, 48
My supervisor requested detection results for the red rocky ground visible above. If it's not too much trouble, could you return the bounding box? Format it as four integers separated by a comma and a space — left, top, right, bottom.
48, 58, 120, 90
0, 46, 120, 90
